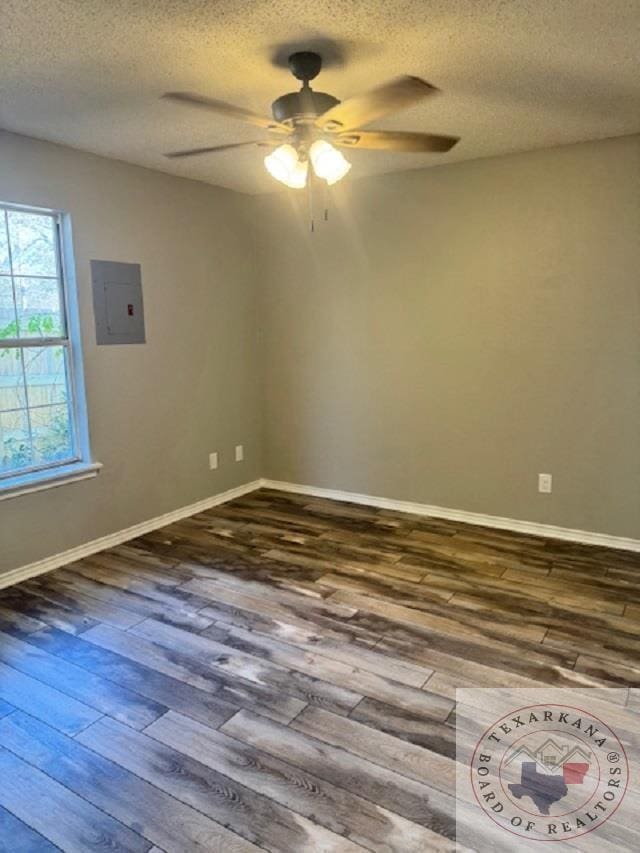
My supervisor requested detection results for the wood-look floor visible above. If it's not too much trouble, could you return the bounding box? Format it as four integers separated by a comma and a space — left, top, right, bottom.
0, 487, 638, 851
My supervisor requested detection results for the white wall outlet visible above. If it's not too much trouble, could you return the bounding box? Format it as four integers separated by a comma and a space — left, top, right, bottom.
208, 452, 218, 470
235, 444, 244, 462
538, 473, 552, 494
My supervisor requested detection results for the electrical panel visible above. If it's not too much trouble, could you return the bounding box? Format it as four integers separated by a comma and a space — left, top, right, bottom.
91, 260, 146, 345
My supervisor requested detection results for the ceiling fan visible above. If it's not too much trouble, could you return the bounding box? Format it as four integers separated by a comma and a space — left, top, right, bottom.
162, 51, 459, 189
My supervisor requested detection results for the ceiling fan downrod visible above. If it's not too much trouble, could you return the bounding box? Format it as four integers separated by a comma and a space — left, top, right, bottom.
271, 52, 340, 126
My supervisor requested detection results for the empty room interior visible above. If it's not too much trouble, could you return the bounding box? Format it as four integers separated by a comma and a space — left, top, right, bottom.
0, 1, 639, 850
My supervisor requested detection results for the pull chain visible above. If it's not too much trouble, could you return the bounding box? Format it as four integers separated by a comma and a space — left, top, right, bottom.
307, 163, 315, 233
307, 170, 330, 233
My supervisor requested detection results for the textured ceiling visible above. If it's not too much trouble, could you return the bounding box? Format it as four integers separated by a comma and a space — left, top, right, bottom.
1, 1, 639, 194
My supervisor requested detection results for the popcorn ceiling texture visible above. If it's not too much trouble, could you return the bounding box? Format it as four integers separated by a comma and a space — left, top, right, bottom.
1, 0, 639, 194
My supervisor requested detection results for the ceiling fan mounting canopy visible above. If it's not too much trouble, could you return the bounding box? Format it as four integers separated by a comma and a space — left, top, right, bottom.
287, 51, 323, 82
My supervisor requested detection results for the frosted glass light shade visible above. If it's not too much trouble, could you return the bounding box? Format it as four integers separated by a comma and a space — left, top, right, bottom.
264, 144, 308, 189
309, 140, 351, 185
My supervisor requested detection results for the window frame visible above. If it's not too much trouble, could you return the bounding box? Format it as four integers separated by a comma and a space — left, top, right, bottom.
0, 200, 98, 497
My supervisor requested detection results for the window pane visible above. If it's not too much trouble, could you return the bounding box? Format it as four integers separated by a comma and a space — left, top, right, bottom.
31, 404, 73, 464
0, 409, 31, 474
0, 347, 27, 412
7, 211, 57, 277
0, 277, 18, 340
0, 218, 10, 274
23, 345, 69, 407
14, 276, 63, 338
0, 203, 86, 481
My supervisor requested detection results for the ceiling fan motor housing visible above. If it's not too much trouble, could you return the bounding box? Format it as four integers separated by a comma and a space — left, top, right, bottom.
272, 89, 340, 124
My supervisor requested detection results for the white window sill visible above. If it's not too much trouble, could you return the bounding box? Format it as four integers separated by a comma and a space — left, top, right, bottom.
0, 461, 102, 501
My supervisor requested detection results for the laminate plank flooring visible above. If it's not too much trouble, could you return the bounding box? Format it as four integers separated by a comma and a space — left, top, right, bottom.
0, 486, 638, 851
0, 803, 60, 853
0, 746, 152, 852
0, 712, 256, 853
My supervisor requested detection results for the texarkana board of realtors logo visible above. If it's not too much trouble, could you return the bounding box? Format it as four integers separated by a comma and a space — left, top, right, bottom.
471, 704, 628, 840
456, 689, 635, 850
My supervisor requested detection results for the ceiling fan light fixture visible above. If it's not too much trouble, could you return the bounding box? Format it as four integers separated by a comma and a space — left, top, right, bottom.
164, 57, 457, 192
309, 140, 351, 185
264, 143, 308, 188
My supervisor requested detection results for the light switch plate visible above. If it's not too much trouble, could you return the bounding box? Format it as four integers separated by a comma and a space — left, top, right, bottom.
538, 473, 552, 493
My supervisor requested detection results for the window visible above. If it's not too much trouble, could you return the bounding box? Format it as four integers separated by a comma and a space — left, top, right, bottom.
0, 203, 94, 493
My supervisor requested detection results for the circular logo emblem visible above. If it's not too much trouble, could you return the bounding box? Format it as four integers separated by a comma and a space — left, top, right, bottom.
470, 703, 629, 842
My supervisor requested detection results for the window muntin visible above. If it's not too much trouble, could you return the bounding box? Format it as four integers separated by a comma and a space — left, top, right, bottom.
0, 205, 83, 480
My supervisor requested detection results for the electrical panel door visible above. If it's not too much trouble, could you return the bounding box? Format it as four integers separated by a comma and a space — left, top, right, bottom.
91, 260, 146, 345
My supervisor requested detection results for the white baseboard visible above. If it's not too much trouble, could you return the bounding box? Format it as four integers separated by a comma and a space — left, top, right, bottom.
4, 475, 638, 591
262, 479, 640, 553
0, 479, 262, 591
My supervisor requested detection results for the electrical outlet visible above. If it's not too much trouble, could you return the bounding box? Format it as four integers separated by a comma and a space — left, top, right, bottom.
209, 452, 218, 470
538, 473, 552, 494
235, 444, 244, 462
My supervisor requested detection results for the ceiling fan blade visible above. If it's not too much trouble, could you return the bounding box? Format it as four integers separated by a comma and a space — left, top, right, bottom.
162, 92, 290, 133
334, 130, 459, 153
316, 76, 439, 133
164, 141, 274, 159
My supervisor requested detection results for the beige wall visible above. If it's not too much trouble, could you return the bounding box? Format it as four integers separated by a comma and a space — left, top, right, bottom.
2, 132, 638, 575
0, 132, 262, 573
255, 136, 640, 539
